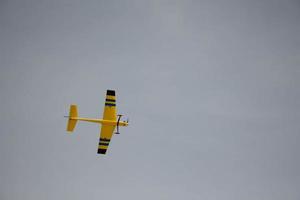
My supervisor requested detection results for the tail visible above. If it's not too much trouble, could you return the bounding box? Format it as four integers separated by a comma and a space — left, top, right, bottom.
66, 104, 78, 132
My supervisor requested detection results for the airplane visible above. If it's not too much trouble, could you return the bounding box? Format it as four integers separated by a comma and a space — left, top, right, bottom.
65, 90, 129, 154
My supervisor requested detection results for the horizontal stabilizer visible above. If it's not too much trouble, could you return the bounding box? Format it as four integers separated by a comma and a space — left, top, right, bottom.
66, 105, 78, 132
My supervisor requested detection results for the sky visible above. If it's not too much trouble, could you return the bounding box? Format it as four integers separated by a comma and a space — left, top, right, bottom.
0, 0, 300, 199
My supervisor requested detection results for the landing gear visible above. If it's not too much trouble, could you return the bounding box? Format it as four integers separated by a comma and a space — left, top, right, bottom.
115, 115, 122, 134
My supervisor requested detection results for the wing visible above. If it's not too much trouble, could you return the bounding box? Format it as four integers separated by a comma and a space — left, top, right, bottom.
97, 90, 117, 154
103, 90, 117, 121
98, 125, 115, 154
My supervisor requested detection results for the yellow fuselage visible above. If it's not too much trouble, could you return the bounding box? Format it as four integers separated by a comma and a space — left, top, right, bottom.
71, 117, 128, 127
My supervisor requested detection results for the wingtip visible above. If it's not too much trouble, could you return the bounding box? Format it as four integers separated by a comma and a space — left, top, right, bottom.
106, 90, 115, 96
97, 149, 107, 154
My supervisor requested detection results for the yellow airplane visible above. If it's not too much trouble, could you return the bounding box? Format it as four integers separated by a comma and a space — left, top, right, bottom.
65, 90, 129, 154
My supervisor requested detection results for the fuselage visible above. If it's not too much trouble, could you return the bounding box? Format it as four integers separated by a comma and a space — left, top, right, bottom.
71, 117, 128, 127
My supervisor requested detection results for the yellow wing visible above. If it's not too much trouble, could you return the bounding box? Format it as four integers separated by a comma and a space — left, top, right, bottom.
97, 90, 117, 154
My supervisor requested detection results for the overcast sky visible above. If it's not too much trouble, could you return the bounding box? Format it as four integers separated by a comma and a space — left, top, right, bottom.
1, 0, 300, 199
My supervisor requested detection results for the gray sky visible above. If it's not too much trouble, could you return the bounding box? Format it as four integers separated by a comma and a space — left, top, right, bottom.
1, 0, 300, 199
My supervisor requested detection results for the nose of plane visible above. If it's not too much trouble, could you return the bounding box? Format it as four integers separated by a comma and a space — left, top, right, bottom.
123, 121, 129, 126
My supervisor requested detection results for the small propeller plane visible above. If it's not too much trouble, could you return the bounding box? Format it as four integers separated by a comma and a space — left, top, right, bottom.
65, 90, 129, 154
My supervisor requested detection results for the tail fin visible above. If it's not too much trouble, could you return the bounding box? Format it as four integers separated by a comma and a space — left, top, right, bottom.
66, 105, 78, 132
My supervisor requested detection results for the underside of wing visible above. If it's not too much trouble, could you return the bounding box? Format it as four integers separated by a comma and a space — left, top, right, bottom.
103, 90, 117, 120
98, 90, 117, 154
98, 125, 115, 154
